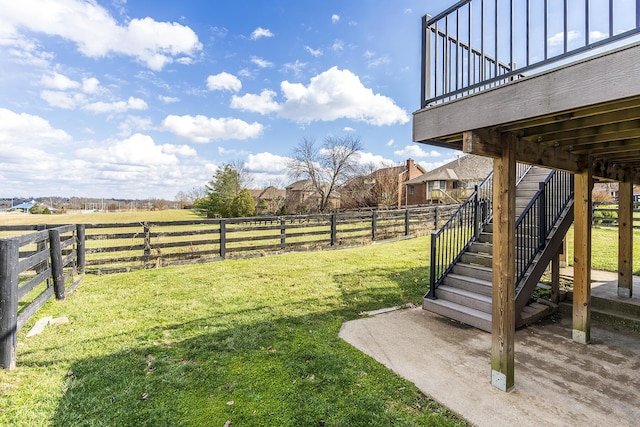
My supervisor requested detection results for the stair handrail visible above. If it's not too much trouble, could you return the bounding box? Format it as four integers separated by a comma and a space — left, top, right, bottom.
514, 170, 574, 289
427, 162, 531, 299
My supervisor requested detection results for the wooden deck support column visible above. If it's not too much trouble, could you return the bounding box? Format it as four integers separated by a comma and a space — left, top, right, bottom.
573, 169, 593, 344
618, 181, 633, 298
491, 133, 516, 392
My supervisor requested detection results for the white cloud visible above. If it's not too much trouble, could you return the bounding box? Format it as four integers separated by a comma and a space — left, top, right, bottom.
245, 152, 290, 173
117, 115, 153, 137
305, 46, 323, 57
161, 114, 263, 143
158, 95, 180, 104
343, 127, 356, 132
282, 60, 306, 76
590, 30, 608, 42
386, 138, 395, 146
548, 30, 581, 47
368, 55, 390, 68
332, 39, 345, 52
0, 108, 71, 145
0, 0, 202, 70
363, 50, 375, 59
76, 133, 179, 166
207, 72, 242, 92
83, 96, 148, 114
354, 151, 394, 169
251, 56, 273, 68
161, 144, 197, 157
331, 14, 340, 24
231, 67, 408, 126
82, 77, 102, 94
40, 72, 80, 90
394, 145, 441, 158
230, 89, 280, 114
250, 27, 274, 40
40, 90, 86, 109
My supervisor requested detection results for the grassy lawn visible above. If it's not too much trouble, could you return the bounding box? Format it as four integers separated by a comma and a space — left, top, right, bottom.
566, 226, 640, 274
0, 236, 465, 427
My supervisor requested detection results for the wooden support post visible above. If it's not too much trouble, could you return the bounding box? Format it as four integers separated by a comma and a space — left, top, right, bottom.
280, 218, 286, 250
491, 133, 516, 392
0, 239, 19, 370
49, 229, 66, 300
573, 170, 592, 344
618, 181, 633, 298
331, 214, 337, 246
371, 211, 378, 241
405, 209, 410, 236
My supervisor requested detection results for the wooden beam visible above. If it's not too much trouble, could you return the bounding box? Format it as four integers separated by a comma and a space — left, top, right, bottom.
573, 169, 592, 344
618, 181, 633, 298
463, 130, 587, 172
551, 248, 561, 305
491, 132, 516, 392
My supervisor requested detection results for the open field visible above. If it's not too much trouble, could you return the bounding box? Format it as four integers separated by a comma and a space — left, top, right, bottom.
0, 236, 465, 427
0, 209, 202, 226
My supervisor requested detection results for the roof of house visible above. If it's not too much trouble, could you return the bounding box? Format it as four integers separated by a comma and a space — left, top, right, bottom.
285, 179, 315, 191
259, 186, 286, 199
405, 155, 493, 185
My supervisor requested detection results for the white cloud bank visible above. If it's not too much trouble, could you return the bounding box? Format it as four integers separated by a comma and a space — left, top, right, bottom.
161, 114, 263, 143
230, 67, 409, 126
0, 0, 202, 70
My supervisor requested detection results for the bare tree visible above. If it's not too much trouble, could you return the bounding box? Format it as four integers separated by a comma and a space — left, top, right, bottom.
287, 135, 362, 212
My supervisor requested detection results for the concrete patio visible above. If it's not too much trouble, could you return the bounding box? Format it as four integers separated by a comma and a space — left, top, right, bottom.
339, 272, 639, 426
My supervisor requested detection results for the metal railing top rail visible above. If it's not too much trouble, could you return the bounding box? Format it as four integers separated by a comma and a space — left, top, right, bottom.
422, 0, 640, 107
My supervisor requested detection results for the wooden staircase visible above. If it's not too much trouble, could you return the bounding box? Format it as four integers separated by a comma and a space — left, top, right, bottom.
424, 166, 574, 332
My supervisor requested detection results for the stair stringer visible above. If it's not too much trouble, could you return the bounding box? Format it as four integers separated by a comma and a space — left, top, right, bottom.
514, 200, 574, 327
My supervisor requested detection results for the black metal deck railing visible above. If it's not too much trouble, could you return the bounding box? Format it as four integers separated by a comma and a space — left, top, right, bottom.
421, 0, 640, 106
514, 170, 574, 289
427, 163, 531, 299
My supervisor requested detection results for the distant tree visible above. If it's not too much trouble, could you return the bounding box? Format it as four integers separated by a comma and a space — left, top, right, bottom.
196, 163, 254, 218
287, 135, 362, 212
231, 189, 256, 217
256, 198, 269, 214
29, 203, 51, 214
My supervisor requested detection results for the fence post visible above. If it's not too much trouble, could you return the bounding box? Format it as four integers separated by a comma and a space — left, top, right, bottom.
0, 238, 19, 370
49, 229, 65, 300
143, 222, 151, 264
405, 209, 410, 236
330, 214, 337, 246
76, 224, 85, 274
280, 218, 286, 250
371, 210, 378, 240
220, 220, 226, 258
434, 206, 439, 229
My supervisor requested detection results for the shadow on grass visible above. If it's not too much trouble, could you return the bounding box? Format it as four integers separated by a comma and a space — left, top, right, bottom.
49, 264, 462, 426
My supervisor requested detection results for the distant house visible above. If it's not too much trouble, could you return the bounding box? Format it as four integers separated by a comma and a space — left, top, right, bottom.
285, 179, 340, 213
342, 159, 426, 209
10, 200, 37, 213
405, 155, 493, 205
251, 186, 286, 214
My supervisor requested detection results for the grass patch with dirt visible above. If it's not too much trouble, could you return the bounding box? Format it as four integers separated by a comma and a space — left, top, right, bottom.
0, 236, 465, 427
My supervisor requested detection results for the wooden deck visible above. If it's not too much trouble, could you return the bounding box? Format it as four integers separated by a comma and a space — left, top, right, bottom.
414, 41, 640, 183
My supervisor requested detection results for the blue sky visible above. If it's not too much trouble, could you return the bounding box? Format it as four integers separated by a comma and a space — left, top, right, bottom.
0, 0, 457, 200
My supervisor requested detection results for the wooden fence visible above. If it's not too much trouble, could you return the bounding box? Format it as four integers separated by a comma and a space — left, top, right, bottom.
0, 206, 457, 275
592, 203, 640, 228
0, 225, 84, 370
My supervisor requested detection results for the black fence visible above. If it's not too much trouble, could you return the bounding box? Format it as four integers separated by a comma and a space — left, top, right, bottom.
592, 202, 640, 228
0, 206, 458, 276
0, 225, 84, 370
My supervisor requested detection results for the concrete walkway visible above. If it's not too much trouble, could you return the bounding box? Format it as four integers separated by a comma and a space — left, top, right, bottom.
340, 304, 640, 426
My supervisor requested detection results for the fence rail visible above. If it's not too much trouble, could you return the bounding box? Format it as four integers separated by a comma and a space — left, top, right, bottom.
0, 225, 84, 370
592, 202, 640, 227
0, 206, 457, 275
422, 0, 640, 106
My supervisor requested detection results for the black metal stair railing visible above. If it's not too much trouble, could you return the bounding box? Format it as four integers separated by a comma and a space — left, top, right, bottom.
514, 170, 574, 289
427, 163, 531, 299
422, 0, 640, 106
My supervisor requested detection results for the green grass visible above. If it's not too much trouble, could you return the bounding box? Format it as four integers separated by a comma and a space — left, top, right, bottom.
0, 237, 465, 427
566, 226, 640, 274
